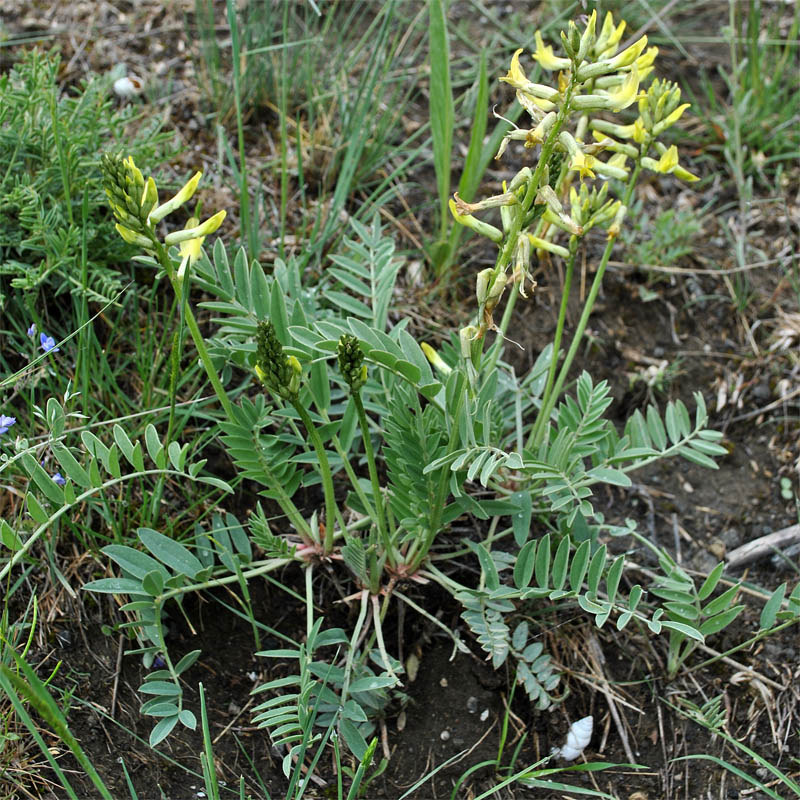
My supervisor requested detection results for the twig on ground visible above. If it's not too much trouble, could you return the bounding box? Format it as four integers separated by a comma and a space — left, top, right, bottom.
726, 523, 800, 568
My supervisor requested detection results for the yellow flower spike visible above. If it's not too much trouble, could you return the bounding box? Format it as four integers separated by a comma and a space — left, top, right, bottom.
532, 31, 571, 71
606, 66, 639, 111
421, 343, 452, 377
149, 171, 203, 224
164, 209, 226, 245
501, 49, 528, 90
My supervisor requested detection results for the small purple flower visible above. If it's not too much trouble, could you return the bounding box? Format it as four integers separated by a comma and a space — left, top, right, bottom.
40, 333, 60, 353
153, 654, 167, 669
27, 323, 37, 337
52, 472, 66, 486
0, 415, 16, 435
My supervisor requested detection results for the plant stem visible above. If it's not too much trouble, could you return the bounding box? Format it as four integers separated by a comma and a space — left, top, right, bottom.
528, 244, 578, 448
532, 160, 642, 444
352, 392, 393, 566
152, 241, 235, 421
292, 401, 337, 553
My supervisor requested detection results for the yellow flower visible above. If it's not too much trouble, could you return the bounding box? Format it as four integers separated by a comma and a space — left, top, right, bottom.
501, 49, 528, 90
643, 145, 699, 182
178, 219, 206, 265
605, 66, 639, 111
149, 171, 203, 224
594, 12, 626, 57
569, 151, 597, 180
653, 103, 691, 135
164, 210, 226, 245
532, 31, 570, 71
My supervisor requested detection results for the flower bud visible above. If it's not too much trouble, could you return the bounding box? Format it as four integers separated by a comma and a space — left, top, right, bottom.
421, 342, 452, 376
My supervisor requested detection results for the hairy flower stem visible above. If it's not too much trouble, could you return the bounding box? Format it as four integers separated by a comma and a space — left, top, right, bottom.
292, 400, 337, 553
352, 392, 394, 566
529, 160, 643, 450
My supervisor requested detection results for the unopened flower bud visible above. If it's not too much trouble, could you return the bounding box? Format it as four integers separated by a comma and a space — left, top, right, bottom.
421, 342, 452, 376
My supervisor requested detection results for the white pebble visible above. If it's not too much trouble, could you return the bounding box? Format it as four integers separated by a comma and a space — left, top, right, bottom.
440, 729, 450, 741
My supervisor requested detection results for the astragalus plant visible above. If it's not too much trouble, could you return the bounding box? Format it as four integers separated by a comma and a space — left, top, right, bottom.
4, 10, 766, 787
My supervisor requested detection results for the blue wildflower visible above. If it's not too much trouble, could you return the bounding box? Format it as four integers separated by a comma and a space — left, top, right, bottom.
40, 333, 60, 353
27, 323, 37, 337
52, 472, 66, 486
0, 415, 16, 435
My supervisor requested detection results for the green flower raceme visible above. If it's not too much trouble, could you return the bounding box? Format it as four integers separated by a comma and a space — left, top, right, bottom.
255, 321, 302, 400
337, 335, 367, 393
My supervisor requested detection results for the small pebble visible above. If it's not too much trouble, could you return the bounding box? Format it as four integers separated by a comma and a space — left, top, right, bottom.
480, 708, 489, 722
439, 677, 448, 687
440, 730, 450, 741
467, 696, 478, 714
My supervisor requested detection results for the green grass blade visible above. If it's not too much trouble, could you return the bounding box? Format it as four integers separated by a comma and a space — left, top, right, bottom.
428, 0, 454, 245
